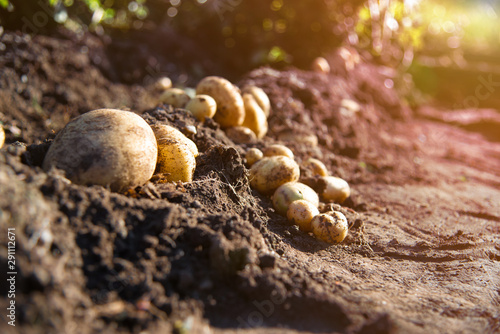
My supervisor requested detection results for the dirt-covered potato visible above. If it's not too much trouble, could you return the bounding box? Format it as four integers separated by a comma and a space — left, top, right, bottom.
262, 144, 294, 160
151, 124, 198, 158
42, 109, 157, 192
249, 156, 300, 195
312, 57, 330, 74
159, 88, 191, 108
321, 176, 350, 203
242, 93, 268, 139
242, 85, 271, 117
0, 126, 4, 148
287, 199, 319, 232
226, 126, 257, 144
151, 124, 198, 182
246, 148, 263, 167
186, 94, 217, 122
302, 158, 328, 177
272, 182, 319, 216
196, 76, 245, 128
311, 211, 348, 243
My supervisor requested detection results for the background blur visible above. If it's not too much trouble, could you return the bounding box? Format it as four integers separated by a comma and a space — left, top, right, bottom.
1, 0, 500, 109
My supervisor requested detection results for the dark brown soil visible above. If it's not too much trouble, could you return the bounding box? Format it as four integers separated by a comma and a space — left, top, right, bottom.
1, 31, 499, 334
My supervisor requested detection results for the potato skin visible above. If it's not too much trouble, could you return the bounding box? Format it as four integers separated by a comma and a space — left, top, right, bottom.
321, 176, 350, 203
242, 93, 268, 139
42, 109, 157, 192
249, 156, 300, 195
196, 76, 245, 128
311, 212, 348, 243
287, 200, 319, 232
159, 88, 191, 108
262, 144, 294, 160
302, 158, 328, 177
245, 148, 263, 167
151, 124, 198, 158
272, 182, 319, 216
155, 138, 196, 182
186, 94, 217, 122
226, 126, 257, 144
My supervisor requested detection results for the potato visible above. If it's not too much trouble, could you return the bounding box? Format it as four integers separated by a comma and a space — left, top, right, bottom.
311, 212, 348, 243
155, 77, 172, 91
186, 94, 217, 122
196, 76, 245, 128
262, 144, 294, 160
0, 126, 4, 148
312, 57, 330, 74
246, 148, 263, 167
42, 109, 157, 192
159, 88, 191, 108
151, 124, 198, 158
155, 138, 196, 182
287, 199, 319, 232
249, 156, 300, 195
242, 93, 268, 139
226, 126, 257, 144
242, 85, 271, 117
272, 182, 319, 216
321, 176, 350, 203
302, 158, 328, 177
278, 132, 318, 147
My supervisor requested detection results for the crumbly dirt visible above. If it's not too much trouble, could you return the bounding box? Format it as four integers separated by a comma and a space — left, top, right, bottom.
0, 31, 499, 334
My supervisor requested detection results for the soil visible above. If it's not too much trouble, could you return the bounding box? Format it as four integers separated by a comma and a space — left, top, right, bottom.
1, 30, 499, 334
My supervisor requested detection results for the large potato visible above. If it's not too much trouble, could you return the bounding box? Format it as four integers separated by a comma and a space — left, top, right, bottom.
242, 85, 271, 117
242, 93, 268, 139
249, 156, 300, 195
42, 109, 157, 192
272, 182, 319, 216
196, 76, 245, 128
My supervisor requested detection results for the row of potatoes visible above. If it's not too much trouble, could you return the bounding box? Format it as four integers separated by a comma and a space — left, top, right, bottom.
245, 144, 351, 244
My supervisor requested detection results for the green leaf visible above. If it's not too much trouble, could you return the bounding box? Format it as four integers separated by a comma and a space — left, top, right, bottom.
0, 0, 9, 9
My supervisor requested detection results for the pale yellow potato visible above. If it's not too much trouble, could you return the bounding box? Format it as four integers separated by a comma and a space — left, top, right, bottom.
287, 200, 319, 232
311, 212, 348, 243
155, 138, 196, 182
151, 124, 198, 158
42, 109, 157, 192
196, 76, 245, 128
272, 182, 319, 216
302, 158, 328, 177
0, 126, 4, 148
226, 126, 257, 144
155, 77, 172, 90
246, 148, 263, 167
312, 57, 330, 74
321, 176, 350, 203
242, 85, 271, 117
249, 156, 300, 195
262, 144, 294, 160
186, 95, 217, 122
242, 93, 268, 139
159, 88, 191, 108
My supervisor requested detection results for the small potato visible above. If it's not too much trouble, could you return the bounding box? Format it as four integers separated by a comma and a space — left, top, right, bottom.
272, 182, 319, 216
155, 77, 172, 90
159, 88, 191, 108
151, 124, 198, 158
287, 199, 319, 232
262, 144, 294, 160
278, 132, 318, 147
321, 176, 350, 203
242, 93, 268, 139
246, 148, 263, 167
242, 85, 271, 117
155, 138, 196, 182
186, 94, 217, 122
196, 76, 245, 128
249, 156, 300, 195
42, 109, 157, 192
302, 158, 328, 177
226, 126, 257, 144
0, 126, 4, 148
312, 57, 330, 74
311, 212, 348, 243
